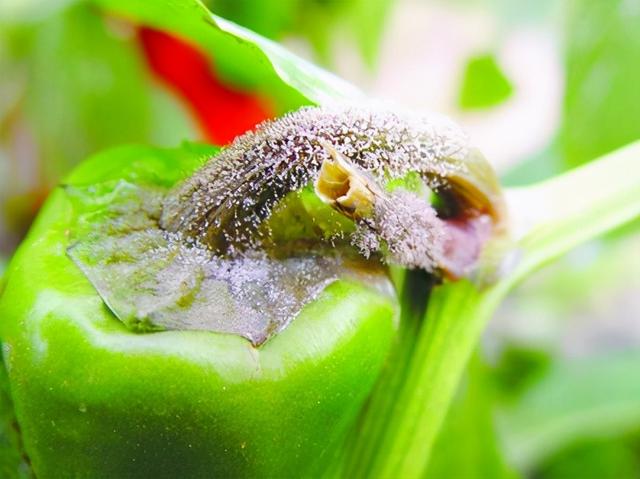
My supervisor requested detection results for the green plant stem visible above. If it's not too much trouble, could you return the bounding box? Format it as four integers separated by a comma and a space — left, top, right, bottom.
338, 271, 431, 478
346, 141, 640, 478
373, 281, 497, 478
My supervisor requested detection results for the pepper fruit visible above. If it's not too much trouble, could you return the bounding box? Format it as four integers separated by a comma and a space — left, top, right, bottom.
0, 107, 503, 477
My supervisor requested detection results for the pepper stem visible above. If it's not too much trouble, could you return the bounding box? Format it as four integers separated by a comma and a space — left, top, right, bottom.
314, 142, 378, 221
338, 140, 640, 477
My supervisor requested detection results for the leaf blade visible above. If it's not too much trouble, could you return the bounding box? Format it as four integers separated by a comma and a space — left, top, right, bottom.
93, 0, 363, 110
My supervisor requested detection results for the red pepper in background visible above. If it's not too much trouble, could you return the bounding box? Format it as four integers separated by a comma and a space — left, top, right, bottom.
138, 27, 272, 145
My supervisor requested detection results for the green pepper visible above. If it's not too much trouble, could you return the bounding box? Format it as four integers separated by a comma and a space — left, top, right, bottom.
0, 107, 503, 477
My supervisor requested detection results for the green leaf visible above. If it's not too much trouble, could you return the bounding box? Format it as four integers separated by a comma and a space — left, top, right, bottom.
92, 0, 363, 112
203, 0, 392, 68
204, 0, 297, 40
562, 0, 640, 167
505, 141, 640, 285
499, 349, 640, 473
459, 53, 514, 110
347, 0, 394, 68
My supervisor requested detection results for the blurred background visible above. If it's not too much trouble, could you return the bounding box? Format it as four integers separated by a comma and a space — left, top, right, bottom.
1, 0, 639, 477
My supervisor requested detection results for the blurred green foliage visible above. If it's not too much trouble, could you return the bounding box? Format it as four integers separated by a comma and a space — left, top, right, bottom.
503, 0, 640, 182
458, 53, 514, 110
500, 349, 640, 473
562, 0, 640, 167
535, 434, 640, 479
482, 231, 640, 478
495, 0, 640, 456
491, 346, 551, 403
451, 1, 640, 478
23, 5, 190, 184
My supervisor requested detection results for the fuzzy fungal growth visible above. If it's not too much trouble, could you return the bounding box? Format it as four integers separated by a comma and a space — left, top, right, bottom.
161, 106, 504, 276
67, 106, 506, 345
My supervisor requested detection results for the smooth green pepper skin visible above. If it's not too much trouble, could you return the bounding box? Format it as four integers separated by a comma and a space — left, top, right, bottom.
0, 145, 397, 478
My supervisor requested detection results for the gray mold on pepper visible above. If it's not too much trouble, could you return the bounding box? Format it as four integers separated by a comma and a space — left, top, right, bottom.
67, 106, 504, 346
160, 106, 504, 275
